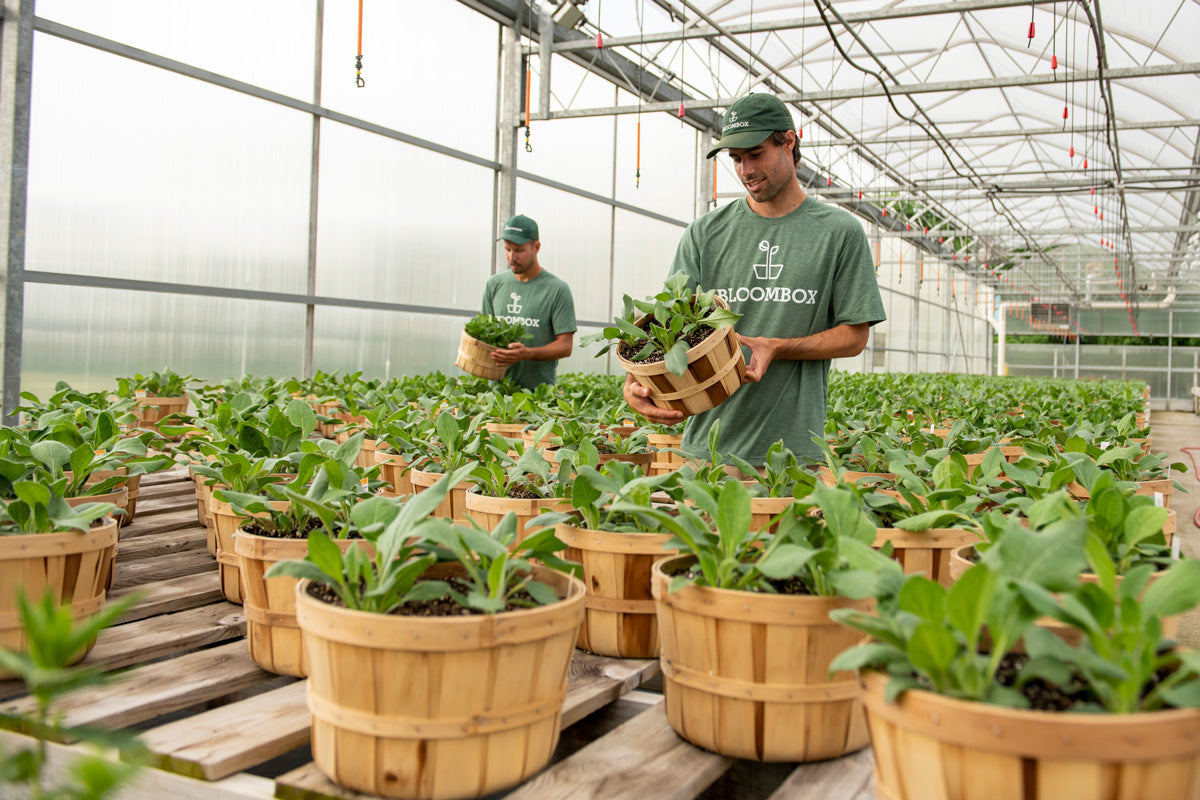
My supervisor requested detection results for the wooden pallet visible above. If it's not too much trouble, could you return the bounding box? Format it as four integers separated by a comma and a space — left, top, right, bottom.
0, 466, 877, 800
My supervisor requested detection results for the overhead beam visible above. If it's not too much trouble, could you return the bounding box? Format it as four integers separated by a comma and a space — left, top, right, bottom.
457, 0, 720, 133
861, 118, 1200, 145
528, 62, 1200, 121
540, 0, 1062, 53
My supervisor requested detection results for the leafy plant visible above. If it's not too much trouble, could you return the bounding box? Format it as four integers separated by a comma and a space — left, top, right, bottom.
116, 368, 190, 398
614, 479, 896, 596
419, 513, 577, 613
531, 459, 682, 533
0, 589, 145, 800
581, 272, 742, 376
464, 313, 529, 349
266, 464, 576, 615
0, 483, 116, 535
831, 512, 1200, 714
265, 465, 478, 613
831, 513, 1092, 705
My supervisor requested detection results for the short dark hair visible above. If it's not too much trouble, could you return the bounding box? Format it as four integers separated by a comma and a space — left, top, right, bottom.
768, 130, 800, 165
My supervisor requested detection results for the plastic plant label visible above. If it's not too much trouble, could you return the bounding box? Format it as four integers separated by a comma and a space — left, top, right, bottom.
1155, 492, 1164, 507
135, 389, 147, 398
95, 449, 106, 457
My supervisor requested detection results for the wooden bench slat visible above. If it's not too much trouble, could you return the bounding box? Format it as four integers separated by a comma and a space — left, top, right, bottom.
118, 509, 203, 540
0, 641, 271, 733
117, 527, 207, 562
109, 570, 224, 625
83, 602, 245, 672
503, 701, 732, 800
111, 547, 214, 590
562, 651, 661, 728
141, 679, 308, 780
766, 749, 875, 800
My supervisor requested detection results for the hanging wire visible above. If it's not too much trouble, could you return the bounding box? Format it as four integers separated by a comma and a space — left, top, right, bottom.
1027, 0, 1036, 46
635, 0, 644, 188
355, 0, 365, 87
524, 0, 533, 153
678, 20, 686, 121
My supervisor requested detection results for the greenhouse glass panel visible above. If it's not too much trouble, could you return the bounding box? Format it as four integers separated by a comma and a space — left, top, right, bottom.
614, 100, 700, 222
520, 59, 618, 199
21, 285, 305, 399
321, 0, 497, 159
36, 0, 316, 99
26, 37, 311, 293
315, 122, 494, 311
513, 179, 612, 325
611, 209, 687, 318
313, 307, 466, 381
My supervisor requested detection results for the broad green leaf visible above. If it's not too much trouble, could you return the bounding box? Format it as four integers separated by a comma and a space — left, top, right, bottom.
665, 340, 691, 377
1141, 558, 1200, 620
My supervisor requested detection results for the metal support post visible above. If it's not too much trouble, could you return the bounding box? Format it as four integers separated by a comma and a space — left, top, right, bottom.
0, 0, 34, 423
496, 17, 523, 246
538, 7, 552, 120
303, 0, 324, 379
1166, 308, 1173, 410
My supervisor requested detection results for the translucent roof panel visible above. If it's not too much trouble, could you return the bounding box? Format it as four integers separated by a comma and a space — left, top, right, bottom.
540, 0, 1200, 327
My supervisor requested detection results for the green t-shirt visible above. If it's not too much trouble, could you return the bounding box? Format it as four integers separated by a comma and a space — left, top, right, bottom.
671, 196, 886, 464
481, 268, 577, 390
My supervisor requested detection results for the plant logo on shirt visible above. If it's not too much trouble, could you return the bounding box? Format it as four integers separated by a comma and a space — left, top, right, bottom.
710, 237, 820, 305
497, 291, 541, 327
753, 239, 783, 280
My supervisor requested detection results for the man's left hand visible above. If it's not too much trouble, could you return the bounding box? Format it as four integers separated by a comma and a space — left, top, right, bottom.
738, 335, 775, 383
491, 342, 527, 366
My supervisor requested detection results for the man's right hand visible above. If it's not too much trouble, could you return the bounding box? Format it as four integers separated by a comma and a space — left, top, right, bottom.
623, 374, 685, 425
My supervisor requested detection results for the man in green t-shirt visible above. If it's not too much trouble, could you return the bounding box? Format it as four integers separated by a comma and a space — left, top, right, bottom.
623, 93, 887, 465
482, 214, 577, 390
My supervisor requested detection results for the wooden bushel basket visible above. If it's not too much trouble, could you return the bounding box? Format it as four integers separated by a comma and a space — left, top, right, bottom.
874, 526, 981, 588
375, 449, 413, 496
647, 432, 684, 476
134, 394, 188, 427
618, 298, 747, 418
0, 518, 119, 679
295, 564, 585, 800
749, 496, 795, 532
409, 469, 472, 523
557, 523, 675, 658
463, 491, 573, 545
652, 555, 871, 762
455, 330, 507, 381
209, 498, 290, 604
235, 530, 370, 678
860, 670, 1200, 800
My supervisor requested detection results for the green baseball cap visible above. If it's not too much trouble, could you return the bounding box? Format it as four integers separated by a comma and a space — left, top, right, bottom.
705, 93, 796, 159
498, 214, 539, 244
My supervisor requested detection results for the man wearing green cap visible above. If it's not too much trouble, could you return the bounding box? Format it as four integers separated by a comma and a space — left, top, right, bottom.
624, 93, 886, 465
481, 214, 577, 389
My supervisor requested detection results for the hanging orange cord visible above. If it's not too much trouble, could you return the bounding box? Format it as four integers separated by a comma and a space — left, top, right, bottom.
874, 240, 881, 269
524, 63, 532, 152
636, 119, 641, 188
355, 0, 365, 87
